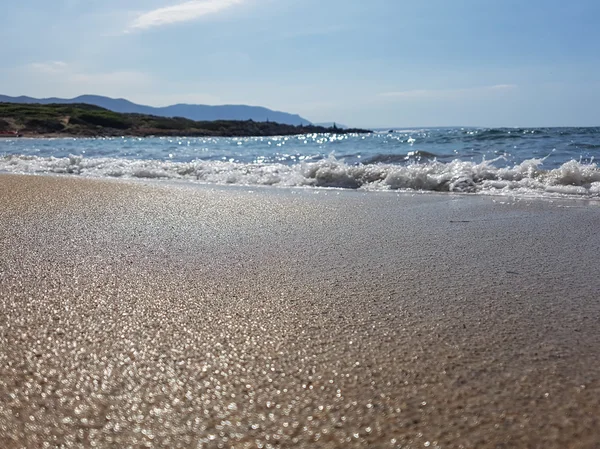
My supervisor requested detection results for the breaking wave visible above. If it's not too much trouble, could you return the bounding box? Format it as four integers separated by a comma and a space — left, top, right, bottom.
362, 150, 439, 164
2, 154, 600, 198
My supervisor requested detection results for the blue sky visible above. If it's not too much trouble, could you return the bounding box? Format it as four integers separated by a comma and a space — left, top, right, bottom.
1, 0, 598, 127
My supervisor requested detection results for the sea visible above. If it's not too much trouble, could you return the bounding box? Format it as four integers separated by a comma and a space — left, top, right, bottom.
1, 127, 600, 199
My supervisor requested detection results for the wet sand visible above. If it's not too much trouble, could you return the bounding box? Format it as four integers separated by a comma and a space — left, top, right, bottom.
1, 174, 599, 449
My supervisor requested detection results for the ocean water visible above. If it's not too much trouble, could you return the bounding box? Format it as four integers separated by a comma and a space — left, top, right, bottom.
1, 127, 600, 198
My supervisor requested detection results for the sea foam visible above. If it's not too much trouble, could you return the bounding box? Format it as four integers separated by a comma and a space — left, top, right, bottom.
2, 154, 600, 198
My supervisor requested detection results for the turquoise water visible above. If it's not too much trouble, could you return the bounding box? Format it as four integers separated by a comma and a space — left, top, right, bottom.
1, 128, 600, 197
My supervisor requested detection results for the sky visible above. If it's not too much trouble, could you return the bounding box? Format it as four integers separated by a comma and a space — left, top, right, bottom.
1, 0, 599, 127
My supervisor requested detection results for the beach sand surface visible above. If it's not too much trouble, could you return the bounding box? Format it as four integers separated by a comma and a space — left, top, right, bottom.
0, 174, 599, 448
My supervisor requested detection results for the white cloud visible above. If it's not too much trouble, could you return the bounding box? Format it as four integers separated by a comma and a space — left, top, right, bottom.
13, 61, 155, 98
380, 84, 517, 100
70, 71, 153, 88
131, 92, 223, 106
2, 61, 222, 106
129, 0, 244, 31
28, 61, 69, 74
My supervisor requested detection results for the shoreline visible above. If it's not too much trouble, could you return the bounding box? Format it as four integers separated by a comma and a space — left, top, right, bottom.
2, 170, 600, 205
0, 130, 372, 137
2, 130, 371, 139
1, 173, 599, 448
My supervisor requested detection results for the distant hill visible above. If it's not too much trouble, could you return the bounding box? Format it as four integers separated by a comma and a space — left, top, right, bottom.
0, 102, 371, 137
0, 94, 312, 126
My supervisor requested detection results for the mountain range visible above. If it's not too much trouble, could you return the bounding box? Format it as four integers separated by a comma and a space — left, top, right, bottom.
0, 94, 311, 126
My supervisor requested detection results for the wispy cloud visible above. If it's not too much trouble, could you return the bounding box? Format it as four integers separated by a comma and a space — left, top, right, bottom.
5, 61, 221, 106
380, 84, 517, 100
28, 61, 69, 74
19, 61, 155, 96
129, 0, 244, 31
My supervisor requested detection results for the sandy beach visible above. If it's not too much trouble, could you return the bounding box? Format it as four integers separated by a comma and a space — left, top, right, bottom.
0, 173, 599, 448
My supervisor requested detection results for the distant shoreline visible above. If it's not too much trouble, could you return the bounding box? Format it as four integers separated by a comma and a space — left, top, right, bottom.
7, 129, 370, 139
9, 127, 373, 139
0, 102, 371, 138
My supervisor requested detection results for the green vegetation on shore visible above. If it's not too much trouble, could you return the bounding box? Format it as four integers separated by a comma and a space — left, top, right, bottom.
0, 102, 370, 137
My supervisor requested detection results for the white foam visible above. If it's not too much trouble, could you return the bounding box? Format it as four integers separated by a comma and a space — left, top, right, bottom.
2, 154, 600, 198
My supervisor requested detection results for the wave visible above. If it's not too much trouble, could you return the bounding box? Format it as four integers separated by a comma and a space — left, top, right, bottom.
362, 150, 439, 164
567, 142, 600, 150
461, 128, 544, 142
463, 127, 600, 141
2, 154, 600, 198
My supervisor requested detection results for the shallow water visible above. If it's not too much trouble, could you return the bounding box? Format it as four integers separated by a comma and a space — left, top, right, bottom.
1, 127, 599, 198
